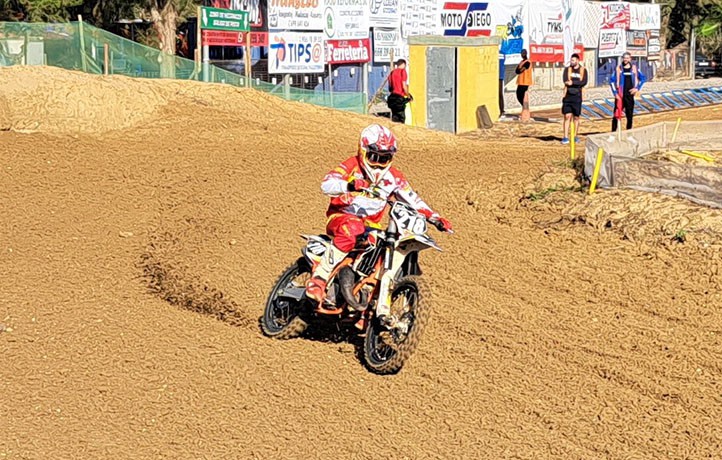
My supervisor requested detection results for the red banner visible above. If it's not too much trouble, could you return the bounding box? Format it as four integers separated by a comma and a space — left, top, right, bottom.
600, 2, 630, 29
325, 39, 371, 64
202, 30, 268, 47
530, 44, 584, 63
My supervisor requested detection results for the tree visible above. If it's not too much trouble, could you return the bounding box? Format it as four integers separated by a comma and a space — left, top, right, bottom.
0, 0, 83, 21
89, 0, 198, 77
665, 0, 722, 51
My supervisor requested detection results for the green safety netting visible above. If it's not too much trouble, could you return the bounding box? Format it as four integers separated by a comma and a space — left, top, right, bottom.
0, 21, 366, 113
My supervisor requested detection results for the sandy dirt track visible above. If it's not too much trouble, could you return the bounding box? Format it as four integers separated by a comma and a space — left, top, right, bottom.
1, 67, 721, 459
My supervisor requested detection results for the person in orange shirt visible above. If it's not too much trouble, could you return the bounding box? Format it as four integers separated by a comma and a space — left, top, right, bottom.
515, 49, 533, 121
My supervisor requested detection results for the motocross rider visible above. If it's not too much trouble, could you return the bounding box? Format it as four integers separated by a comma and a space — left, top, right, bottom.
305, 124, 453, 304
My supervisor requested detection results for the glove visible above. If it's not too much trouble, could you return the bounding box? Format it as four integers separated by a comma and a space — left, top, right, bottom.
418, 208, 434, 219
348, 178, 370, 192
435, 217, 453, 232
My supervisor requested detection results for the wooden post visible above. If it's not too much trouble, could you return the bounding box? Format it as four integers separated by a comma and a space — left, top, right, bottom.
23, 30, 28, 65
196, 6, 202, 75
245, 31, 252, 88
672, 117, 682, 143
103, 43, 109, 75
589, 148, 604, 195
78, 15, 88, 72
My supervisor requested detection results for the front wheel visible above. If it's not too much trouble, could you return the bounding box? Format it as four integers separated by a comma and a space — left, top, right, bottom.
261, 259, 311, 339
363, 276, 429, 374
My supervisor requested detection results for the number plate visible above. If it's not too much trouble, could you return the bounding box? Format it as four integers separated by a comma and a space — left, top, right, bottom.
390, 202, 427, 235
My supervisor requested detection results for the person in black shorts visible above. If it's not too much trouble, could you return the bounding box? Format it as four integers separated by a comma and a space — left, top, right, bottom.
561, 53, 588, 145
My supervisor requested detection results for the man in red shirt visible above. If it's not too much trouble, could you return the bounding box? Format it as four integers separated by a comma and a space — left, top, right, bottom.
387, 59, 412, 123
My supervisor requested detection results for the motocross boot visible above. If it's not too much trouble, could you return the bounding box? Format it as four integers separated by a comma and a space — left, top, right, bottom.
305, 244, 348, 302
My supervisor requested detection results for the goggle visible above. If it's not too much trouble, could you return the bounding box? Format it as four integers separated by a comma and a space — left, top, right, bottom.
366, 148, 395, 167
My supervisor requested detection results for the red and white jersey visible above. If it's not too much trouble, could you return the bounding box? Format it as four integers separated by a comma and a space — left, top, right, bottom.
321, 156, 437, 226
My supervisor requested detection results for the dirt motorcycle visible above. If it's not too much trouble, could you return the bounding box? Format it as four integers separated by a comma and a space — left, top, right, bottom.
260, 188, 452, 374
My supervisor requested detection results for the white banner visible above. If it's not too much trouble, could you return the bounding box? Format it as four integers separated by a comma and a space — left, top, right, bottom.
400, 0, 440, 38
527, 0, 584, 63
561, 0, 585, 65
598, 27, 625, 58
582, 0, 602, 48
269, 31, 325, 73
629, 3, 660, 30
268, 0, 324, 30
369, 0, 400, 28
324, 0, 370, 39
373, 27, 407, 63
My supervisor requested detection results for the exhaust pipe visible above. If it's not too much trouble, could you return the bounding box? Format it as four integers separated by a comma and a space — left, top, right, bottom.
338, 267, 368, 311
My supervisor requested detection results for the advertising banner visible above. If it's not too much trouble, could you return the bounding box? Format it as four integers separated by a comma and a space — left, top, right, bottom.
373, 27, 407, 63
440, 1, 494, 37
200, 7, 250, 32
496, 0, 526, 64
647, 29, 661, 60
206, 0, 268, 45
527, 0, 583, 63
201, 30, 268, 46
599, 1, 630, 29
268, 0, 324, 30
598, 27, 625, 58
626, 30, 647, 57
434, 0, 526, 63
630, 3, 660, 30
325, 38, 372, 63
269, 31, 325, 73
582, 0, 602, 47
401, 0, 440, 38
324, 0, 370, 40
369, 0, 401, 28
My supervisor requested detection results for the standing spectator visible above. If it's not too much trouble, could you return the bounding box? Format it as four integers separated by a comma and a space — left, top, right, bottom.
387, 59, 412, 124
515, 49, 532, 121
561, 53, 588, 145
610, 52, 646, 133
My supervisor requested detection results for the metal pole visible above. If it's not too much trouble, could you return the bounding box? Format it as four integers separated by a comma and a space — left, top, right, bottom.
589, 148, 604, 194
689, 27, 696, 79
362, 62, 369, 114
328, 63, 334, 107
203, 44, 210, 82
78, 15, 88, 72
245, 31, 252, 88
284, 74, 291, 100
196, 6, 202, 76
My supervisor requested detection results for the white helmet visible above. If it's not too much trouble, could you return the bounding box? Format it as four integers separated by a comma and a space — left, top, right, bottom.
358, 124, 398, 184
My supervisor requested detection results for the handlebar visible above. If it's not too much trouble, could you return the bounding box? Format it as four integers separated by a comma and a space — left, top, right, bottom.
359, 186, 454, 234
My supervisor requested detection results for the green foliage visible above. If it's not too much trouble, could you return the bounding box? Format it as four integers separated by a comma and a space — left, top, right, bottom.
14, 0, 83, 21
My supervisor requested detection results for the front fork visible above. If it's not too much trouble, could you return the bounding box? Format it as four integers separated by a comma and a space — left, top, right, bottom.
375, 246, 408, 318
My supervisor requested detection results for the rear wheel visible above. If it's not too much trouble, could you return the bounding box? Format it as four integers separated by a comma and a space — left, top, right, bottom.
363, 276, 429, 374
261, 259, 311, 339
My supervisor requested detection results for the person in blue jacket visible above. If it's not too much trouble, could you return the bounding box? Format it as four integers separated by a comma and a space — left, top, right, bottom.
609, 52, 646, 132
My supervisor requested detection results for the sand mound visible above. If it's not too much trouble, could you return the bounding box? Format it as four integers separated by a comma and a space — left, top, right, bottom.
522, 164, 722, 248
